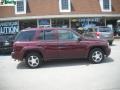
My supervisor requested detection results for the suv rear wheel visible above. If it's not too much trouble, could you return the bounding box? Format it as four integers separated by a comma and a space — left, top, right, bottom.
89, 48, 104, 64
25, 52, 43, 68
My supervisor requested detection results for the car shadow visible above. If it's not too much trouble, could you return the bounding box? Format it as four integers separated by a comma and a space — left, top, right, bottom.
102, 57, 114, 63
110, 43, 116, 46
17, 57, 114, 69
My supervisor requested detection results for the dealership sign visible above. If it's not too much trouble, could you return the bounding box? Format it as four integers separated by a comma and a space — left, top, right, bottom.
0, 21, 19, 34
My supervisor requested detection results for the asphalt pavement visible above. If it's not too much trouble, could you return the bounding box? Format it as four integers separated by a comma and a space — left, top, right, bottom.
0, 39, 120, 90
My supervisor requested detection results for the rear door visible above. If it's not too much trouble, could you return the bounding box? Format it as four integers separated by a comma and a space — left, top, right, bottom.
36, 30, 59, 60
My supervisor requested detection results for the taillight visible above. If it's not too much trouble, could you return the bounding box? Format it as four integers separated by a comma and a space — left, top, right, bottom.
96, 32, 101, 38
13, 43, 23, 52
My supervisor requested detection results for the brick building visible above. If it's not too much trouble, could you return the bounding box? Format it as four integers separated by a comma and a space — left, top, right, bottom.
0, 0, 120, 34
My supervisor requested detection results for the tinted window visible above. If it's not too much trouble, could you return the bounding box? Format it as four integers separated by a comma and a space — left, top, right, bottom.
38, 31, 44, 40
58, 30, 79, 40
15, 31, 35, 41
44, 30, 56, 40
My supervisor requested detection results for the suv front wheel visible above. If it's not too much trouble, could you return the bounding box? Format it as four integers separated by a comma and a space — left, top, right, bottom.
25, 52, 43, 68
89, 48, 104, 64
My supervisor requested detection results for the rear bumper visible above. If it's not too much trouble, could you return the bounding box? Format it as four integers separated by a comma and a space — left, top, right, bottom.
11, 51, 23, 61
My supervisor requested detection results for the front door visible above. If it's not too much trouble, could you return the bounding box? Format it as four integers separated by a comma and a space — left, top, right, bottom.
57, 30, 85, 59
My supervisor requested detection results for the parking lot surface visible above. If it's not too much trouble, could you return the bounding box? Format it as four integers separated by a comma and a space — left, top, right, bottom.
0, 40, 120, 90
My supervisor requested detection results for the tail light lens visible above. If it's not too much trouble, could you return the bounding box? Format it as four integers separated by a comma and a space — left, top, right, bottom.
96, 32, 101, 38
13, 43, 23, 52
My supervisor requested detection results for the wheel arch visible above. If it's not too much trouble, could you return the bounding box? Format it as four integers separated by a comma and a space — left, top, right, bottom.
23, 49, 44, 60
88, 46, 106, 57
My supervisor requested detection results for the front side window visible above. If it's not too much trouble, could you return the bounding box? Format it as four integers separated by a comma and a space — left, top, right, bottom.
15, 0, 26, 14
59, 0, 71, 12
58, 30, 79, 40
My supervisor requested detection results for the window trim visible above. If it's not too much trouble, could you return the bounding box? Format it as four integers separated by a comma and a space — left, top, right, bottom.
99, 0, 112, 12
59, 0, 71, 12
15, 0, 27, 14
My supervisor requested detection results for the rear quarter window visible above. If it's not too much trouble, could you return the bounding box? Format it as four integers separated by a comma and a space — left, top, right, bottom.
15, 30, 35, 41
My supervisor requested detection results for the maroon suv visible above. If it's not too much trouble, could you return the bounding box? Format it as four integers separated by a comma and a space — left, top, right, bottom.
11, 28, 111, 68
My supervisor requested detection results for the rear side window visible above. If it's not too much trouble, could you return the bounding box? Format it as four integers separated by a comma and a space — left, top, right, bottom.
44, 30, 56, 40
15, 31, 35, 41
38, 30, 56, 40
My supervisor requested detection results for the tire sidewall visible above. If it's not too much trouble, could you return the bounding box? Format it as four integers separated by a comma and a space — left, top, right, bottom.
89, 48, 104, 64
25, 52, 42, 68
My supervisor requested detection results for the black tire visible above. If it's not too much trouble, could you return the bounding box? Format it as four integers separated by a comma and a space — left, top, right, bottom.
88, 48, 104, 64
25, 52, 43, 68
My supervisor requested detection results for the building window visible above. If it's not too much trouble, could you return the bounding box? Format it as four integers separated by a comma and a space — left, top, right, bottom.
61, 0, 68, 10
52, 18, 69, 28
15, 0, 26, 14
59, 0, 71, 12
38, 19, 51, 28
99, 0, 112, 12
103, 0, 110, 10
